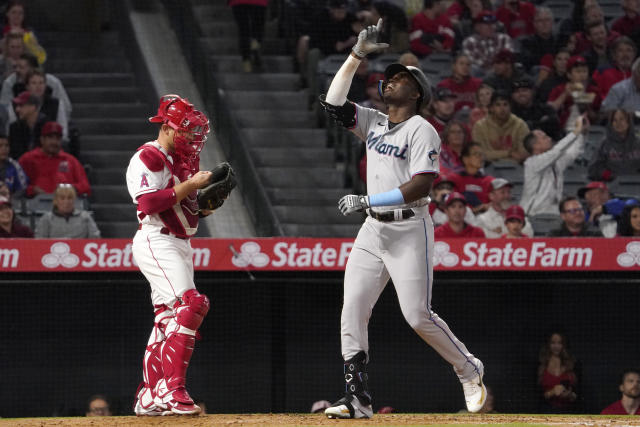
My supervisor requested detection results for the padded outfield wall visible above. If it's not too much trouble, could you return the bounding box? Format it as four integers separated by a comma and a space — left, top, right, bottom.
1, 238, 639, 417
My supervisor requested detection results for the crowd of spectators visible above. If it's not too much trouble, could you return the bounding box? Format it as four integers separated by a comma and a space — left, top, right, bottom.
0, 0, 97, 239
296, 0, 640, 237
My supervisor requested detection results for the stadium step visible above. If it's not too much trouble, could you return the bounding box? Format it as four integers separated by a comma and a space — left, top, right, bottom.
209, 54, 295, 73
233, 109, 315, 128
199, 36, 288, 55
91, 203, 137, 221
72, 103, 149, 119
257, 167, 343, 189
73, 118, 154, 134
90, 168, 127, 185
250, 147, 333, 167
227, 90, 307, 110
267, 188, 347, 206
66, 87, 143, 103
192, 4, 234, 21
80, 134, 149, 151
273, 206, 363, 225
46, 58, 132, 73
90, 185, 131, 204
242, 129, 327, 148
79, 151, 134, 168
97, 221, 139, 238
281, 223, 361, 237
215, 73, 300, 91
56, 73, 136, 88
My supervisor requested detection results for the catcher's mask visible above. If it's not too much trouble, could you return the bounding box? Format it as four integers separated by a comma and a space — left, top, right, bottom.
377, 64, 432, 110
149, 94, 210, 166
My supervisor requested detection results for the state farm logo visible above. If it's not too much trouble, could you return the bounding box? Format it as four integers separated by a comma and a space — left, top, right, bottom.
231, 241, 269, 268
617, 241, 640, 267
433, 242, 459, 267
42, 242, 79, 268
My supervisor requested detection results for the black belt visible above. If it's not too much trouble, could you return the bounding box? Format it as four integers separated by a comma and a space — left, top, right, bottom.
138, 224, 189, 240
367, 209, 415, 222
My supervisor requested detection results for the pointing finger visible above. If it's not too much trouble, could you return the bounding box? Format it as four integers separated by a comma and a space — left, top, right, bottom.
376, 18, 383, 33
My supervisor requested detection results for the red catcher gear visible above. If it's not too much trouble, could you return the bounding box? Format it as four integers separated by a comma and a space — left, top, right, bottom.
149, 94, 210, 169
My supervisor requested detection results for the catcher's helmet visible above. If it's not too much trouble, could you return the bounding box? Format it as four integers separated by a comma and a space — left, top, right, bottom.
150, 94, 210, 164
378, 64, 432, 110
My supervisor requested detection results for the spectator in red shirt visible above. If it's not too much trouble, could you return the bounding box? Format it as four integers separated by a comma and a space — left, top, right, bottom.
409, 0, 455, 58
548, 56, 600, 130
450, 142, 494, 213
425, 87, 456, 133
537, 331, 579, 413
18, 121, 90, 197
434, 191, 485, 238
439, 120, 469, 174
591, 36, 636, 99
495, 0, 536, 39
600, 369, 640, 415
438, 53, 482, 112
612, 0, 640, 37
0, 195, 32, 237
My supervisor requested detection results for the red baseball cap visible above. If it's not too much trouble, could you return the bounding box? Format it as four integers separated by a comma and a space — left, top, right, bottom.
445, 191, 467, 207
13, 90, 39, 106
434, 173, 456, 189
41, 121, 63, 136
578, 181, 608, 198
504, 205, 525, 223
567, 55, 588, 71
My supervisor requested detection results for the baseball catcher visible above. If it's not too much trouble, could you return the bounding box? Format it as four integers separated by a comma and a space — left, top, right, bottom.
197, 162, 237, 211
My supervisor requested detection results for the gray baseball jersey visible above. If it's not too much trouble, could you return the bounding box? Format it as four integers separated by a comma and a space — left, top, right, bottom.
341, 103, 483, 383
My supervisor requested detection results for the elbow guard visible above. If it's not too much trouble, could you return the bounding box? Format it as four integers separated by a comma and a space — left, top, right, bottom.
319, 95, 356, 128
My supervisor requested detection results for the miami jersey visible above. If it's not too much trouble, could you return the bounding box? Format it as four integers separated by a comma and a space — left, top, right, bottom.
350, 103, 440, 210
126, 141, 200, 237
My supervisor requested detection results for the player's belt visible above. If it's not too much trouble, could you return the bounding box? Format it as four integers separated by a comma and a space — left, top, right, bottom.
367, 209, 415, 222
137, 223, 189, 240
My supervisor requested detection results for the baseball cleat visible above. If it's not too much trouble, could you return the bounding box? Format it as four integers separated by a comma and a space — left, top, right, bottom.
164, 400, 201, 415
133, 383, 167, 416
325, 395, 373, 419
462, 362, 487, 413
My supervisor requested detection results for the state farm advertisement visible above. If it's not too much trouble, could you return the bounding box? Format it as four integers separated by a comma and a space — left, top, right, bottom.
0, 238, 639, 272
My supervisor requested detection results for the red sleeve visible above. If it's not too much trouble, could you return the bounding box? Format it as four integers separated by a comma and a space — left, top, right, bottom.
69, 156, 91, 196
548, 84, 564, 102
446, 2, 463, 19
409, 15, 432, 57
18, 152, 37, 197
440, 16, 455, 50
137, 188, 177, 215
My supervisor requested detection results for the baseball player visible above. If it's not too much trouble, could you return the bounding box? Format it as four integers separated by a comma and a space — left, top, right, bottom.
127, 94, 213, 416
320, 20, 486, 419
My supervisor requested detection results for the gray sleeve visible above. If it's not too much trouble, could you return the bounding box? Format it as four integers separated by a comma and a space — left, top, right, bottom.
34, 214, 51, 238
525, 132, 580, 173
601, 84, 622, 112
83, 212, 101, 238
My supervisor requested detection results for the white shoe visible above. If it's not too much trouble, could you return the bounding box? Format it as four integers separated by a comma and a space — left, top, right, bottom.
325, 395, 373, 419
133, 385, 167, 416
462, 363, 487, 413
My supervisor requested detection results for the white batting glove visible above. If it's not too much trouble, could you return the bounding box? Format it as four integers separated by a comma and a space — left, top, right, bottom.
352, 18, 390, 58
338, 194, 370, 216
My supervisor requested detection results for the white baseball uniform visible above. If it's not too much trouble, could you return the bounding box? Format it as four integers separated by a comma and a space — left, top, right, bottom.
342, 104, 482, 382
126, 140, 200, 308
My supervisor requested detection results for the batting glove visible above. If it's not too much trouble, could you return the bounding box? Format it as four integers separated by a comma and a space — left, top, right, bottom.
338, 194, 370, 216
352, 18, 390, 58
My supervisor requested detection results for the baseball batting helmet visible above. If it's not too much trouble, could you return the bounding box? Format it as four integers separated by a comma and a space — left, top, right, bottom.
378, 64, 432, 110
149, 94, 210, 165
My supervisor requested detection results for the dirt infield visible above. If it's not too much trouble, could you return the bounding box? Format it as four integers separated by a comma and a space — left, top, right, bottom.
2, 414, 640, 427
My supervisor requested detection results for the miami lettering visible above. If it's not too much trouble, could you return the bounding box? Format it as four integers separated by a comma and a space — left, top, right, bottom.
365, 131, 408, 159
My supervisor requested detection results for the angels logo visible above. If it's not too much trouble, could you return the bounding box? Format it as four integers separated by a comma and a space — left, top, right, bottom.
231, 241, 269, 268
433, 241, 458, 267
42, 242, 79, 268
616, 241, 640, 267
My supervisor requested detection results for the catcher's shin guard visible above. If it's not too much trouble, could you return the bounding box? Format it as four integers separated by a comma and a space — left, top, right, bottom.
155, 290, 209, 410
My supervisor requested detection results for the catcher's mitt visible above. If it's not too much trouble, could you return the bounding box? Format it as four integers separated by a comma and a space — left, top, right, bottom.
197, 162, 237, 211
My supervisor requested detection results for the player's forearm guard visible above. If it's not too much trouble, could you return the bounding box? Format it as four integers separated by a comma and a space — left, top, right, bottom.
319, 95, 356, 128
